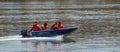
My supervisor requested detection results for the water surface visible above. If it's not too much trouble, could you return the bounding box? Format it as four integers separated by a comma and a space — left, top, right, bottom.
0, 0, 120, 52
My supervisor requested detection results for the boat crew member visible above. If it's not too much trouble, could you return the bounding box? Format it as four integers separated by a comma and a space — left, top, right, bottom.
51, 22, 58, 30
29, 21, 41, 32
58, 21, 64, 29
41, 22, 48, 30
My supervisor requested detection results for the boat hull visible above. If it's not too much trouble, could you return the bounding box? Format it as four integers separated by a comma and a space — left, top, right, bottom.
21, 27, 78, 37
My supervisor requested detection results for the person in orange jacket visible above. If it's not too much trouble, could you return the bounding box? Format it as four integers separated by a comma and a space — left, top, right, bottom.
51, 22, 58, 30
41, 22, 48, 30
29, 22, 41, 32
58, 21, 64, 29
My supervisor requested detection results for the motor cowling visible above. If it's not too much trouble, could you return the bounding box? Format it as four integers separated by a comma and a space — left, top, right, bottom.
20, 30, 31, 37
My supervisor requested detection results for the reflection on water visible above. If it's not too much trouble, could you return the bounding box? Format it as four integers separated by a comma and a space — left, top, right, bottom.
32, 41, 64, 52
0, 40, 65, 52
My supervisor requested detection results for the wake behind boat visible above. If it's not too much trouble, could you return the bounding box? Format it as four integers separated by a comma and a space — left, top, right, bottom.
0, 35, 63, 41
0, 27, 77, 41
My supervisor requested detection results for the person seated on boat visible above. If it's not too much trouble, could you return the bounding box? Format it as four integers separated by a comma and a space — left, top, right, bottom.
41, 22, 48, 30
29, 21, 41, 32
58, 21, 64, 29
51, 22, 59, 30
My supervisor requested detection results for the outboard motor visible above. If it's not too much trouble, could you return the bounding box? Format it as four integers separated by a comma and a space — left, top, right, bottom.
20, 30, 31, 37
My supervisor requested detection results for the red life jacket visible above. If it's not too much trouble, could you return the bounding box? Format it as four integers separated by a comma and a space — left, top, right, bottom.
41, 25, 48, 30
51, 23, 58, 30
32, 24, 40, 31
44, 25, 48, 29
58, 24, 64, 29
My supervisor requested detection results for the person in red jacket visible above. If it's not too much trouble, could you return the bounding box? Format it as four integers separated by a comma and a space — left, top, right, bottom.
51, 22, 58, 30
29, 22, 41, 32
41, 22, 48, 30
58, 21, 64, 29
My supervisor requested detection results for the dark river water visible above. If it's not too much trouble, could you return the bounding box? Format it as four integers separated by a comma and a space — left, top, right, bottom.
0, 0, 120, 52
